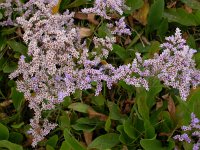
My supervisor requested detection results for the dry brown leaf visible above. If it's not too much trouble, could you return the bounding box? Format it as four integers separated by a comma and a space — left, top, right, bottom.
167, 1, 177, 9
74, 12, 88, 20
84, 132, 93, 146
159, 132, 171, 137
52, 0, 62, 14
88, 108, 108, 121
141, 36, 150, 45
16, 27, 23, 38
128, 16, 134, 28
162, 94, 176, 118
0, 100, 12, 107
184, 5, 193, 13
156, 99, 163, 110
79, 27, 92, 38
132, 1, 149, 26
74, 12, 99, 25
124, 36, 132, 45
87, 13, 99, 25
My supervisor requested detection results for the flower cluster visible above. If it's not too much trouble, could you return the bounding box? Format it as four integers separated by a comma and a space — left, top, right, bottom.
143, 28, 200, 100
1, 0, 200, 147
7, 0, 145, 147
174, 113, 200, 150
0, 0, 23, 26
82, 0, 127, 19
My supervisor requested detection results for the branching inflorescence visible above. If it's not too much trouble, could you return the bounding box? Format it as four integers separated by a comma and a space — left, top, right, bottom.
0, 0, 199, 147
174, 113, 200, 150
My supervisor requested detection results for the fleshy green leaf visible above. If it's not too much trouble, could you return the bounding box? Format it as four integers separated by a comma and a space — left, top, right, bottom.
9, 132, 23, 144
0, 123, 9, 140
60, 141, 71, 150
148, 0, 164, 31
0, 140, 23, 150
7, 40, 27, 55
112, 44, 130, 61
46, 135, 58, 148
68, 102, 90, 113
64, 129, 87, 150
3, 61, 17, 73
88, 133, 120, 150
65, 0, 88, 8
140, 136, 168, 150
164, 8, 199, 26
11, 87, 24, 111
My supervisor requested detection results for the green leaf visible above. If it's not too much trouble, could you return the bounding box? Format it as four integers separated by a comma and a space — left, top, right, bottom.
3, 61, 17, 73
123, 119, 137, 139
125, 0, 144, 14
9, 132, 23, 144
117, 125, 133, 145
92, 94, 105, 106
61, 96, 71, 107
46, 135, 58, 148
136, 88, 149, 120
112, 44, 130, 61
11, 122, 24, 129
65, 0, 88, 8
0, 140, 23, 150
118, 80, 135, 95
0, 123, 9, 140
7, 40, 27, 55
187, 35, 196, 49
187, 88, 200, 117
0, 12, 3, 20
148, 0, 164, 31
180, 0, 200, 10
0, 57, 6, 71
146, 77, 162, 108
72, 117, 100, 132
107, 101, 127, 121
59, 115, 70, 130
1, 27, 17, 36
59, 0, 71, 11
164, 8, 199, 26
46, 145, 55, 150
157, 19, 168, 40
68, 102, 90, 113
136, 88, 155, 138
97, 23, 112, 38
60, 141, 71, 150
140, 136, 169, 150
88, 133, 120, 150
72, 123, 96, 132
11, 87, 24, 111
64, 129, 87, 150
105, 117, 111, 132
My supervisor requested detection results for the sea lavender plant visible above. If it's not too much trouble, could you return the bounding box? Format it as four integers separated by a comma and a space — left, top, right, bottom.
2, 0, 200, 147
174, 113, 200, 150
143, 28, 200, 100
0, 0, 23, 26
82, 0, 127, 19
8, 0, 146, 147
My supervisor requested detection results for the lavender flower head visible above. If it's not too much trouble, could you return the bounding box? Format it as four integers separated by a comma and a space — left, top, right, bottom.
82, 0, 127, 19
2, 0, 200, 147
174, 113, 200, 150
143, 28, 200, 100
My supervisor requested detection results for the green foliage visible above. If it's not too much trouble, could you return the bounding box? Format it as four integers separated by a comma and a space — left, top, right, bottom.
0, 140, 23, 150
147, 0, 164, 32
1, 0, 200, 149
88, 133, 120, 150
0, 123, 9, 140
